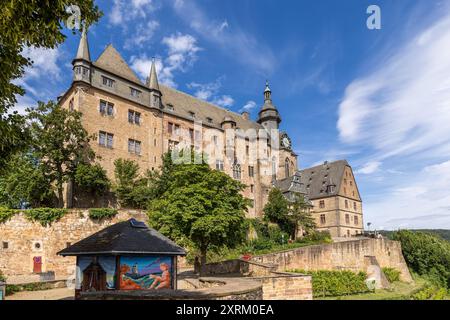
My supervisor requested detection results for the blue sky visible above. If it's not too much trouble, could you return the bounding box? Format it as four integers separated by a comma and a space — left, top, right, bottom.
15, 0, 450, 230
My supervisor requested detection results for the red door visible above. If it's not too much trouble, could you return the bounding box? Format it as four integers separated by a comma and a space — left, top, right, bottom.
33, 256, 42, 273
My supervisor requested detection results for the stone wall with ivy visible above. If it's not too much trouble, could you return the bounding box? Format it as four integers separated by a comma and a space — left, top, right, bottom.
0, 209, 146, 283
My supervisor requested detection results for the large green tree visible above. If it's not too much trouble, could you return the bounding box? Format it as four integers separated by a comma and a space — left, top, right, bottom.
27, 101, 94, 207
0, 152, 54, 208
288, 194, 316, 239
113, 159, 156, 209
0, 0, 101, 165
148, 152, 250, 271
263, 188, 290, 231
393, 230, 450, 288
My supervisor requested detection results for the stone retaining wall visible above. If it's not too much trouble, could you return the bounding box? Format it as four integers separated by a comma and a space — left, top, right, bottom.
251, 238, 413, 282
0, 209, 147, 281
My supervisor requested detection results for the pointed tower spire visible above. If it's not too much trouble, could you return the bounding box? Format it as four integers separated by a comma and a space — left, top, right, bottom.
147, 57, 160, 91
75, 25, 91, 62
257, 80, 281, 130
264, 80, 272, 102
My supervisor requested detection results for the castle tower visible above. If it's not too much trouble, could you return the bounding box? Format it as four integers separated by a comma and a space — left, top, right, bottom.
72, 25, 91, 85
257, 81, 281, 131
146, 58, 162, 108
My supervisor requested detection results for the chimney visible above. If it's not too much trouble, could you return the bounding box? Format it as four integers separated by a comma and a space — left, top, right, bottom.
241, 111, 249, 120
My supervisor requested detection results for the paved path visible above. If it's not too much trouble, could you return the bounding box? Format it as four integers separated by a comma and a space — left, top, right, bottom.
7, 288, 74, 300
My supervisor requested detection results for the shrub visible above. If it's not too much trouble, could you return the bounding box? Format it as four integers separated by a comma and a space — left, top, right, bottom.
0, 207, 18, 224
411, 284, 448, 300
88, 208, 118, 220
24, 208, 67, 227
382, 267, 401, 283
0, 270, 6, 282
289, 269, 371, 297
75, 163, 110, 195
301, 231, 332, 243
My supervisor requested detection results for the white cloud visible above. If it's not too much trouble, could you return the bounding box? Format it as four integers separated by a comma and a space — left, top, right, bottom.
337, 13, 450, 161
239, 101, 257, 113
109, 0, 156, 25
124, 20, 159, 49
130, 33, 201, 88
212, 95, 234, 108
365, 160, 450, 230
21, 47, 61, 80
187, 77, 234, 108
355, 161, 382, 175
172, 0, 275, 74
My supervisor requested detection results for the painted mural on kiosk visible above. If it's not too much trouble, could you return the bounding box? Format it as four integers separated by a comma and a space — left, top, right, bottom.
119, 256, 173, 290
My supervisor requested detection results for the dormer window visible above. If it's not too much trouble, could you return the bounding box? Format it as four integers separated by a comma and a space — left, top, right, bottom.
102, 76, 115, 88
189, 111, 196, 119
130, 87, 141, 98
166, 104, 174, 111
206, 117, 213, 124
327, 185, 335, 193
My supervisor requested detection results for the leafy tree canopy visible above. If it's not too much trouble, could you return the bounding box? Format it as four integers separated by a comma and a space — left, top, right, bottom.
0, 0, 101, 164
27, 101, 94, 207
148, 151, 250, 270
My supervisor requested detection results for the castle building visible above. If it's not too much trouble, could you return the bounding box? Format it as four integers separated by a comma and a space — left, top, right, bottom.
58, 30, 363, 237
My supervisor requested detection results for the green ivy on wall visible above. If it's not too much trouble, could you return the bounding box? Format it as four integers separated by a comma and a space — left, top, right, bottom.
23, 208, 68, 227
0, 207, 19, 224
88, 208, 118, 220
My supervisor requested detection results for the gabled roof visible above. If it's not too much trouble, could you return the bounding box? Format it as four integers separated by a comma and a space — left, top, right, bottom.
299, 160, 349, 200
58, 219, 186, 256
93, 44, 142, 84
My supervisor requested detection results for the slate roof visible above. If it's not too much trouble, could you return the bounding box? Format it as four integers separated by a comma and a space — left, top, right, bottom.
159, 85, 263, 131
93, 44, 142, 84
58, 219, 186, 256
298, 160, 349, 200
89, 44, 263, 131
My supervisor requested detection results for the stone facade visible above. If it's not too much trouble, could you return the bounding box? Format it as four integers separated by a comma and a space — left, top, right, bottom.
58, 31, 330, 222
0, 209, 147, 281
301, 161, 364, 237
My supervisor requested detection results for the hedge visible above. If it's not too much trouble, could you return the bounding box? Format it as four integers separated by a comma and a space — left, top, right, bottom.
289, 269, 372, 297
88, 208, 118, 220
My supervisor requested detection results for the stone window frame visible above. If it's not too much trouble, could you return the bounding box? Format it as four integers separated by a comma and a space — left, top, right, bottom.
128, 110, 141, 125
354, 215, 359, 226
2, 241, 9, 250
99, 100, 114, 117
130, 87, 142, 98
99, 131, 114, 149
216, 160, 224, 171
320, 214, 326, 225
319, 200, 325, 209
248, 166, 255, 178
345, 214, 350, 224
102, 76, 115, 88
128, 138, 142, 155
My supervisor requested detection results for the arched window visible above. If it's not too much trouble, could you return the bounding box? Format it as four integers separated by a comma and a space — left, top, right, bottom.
285, 158, 290, 178
233, 162, 241, 180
